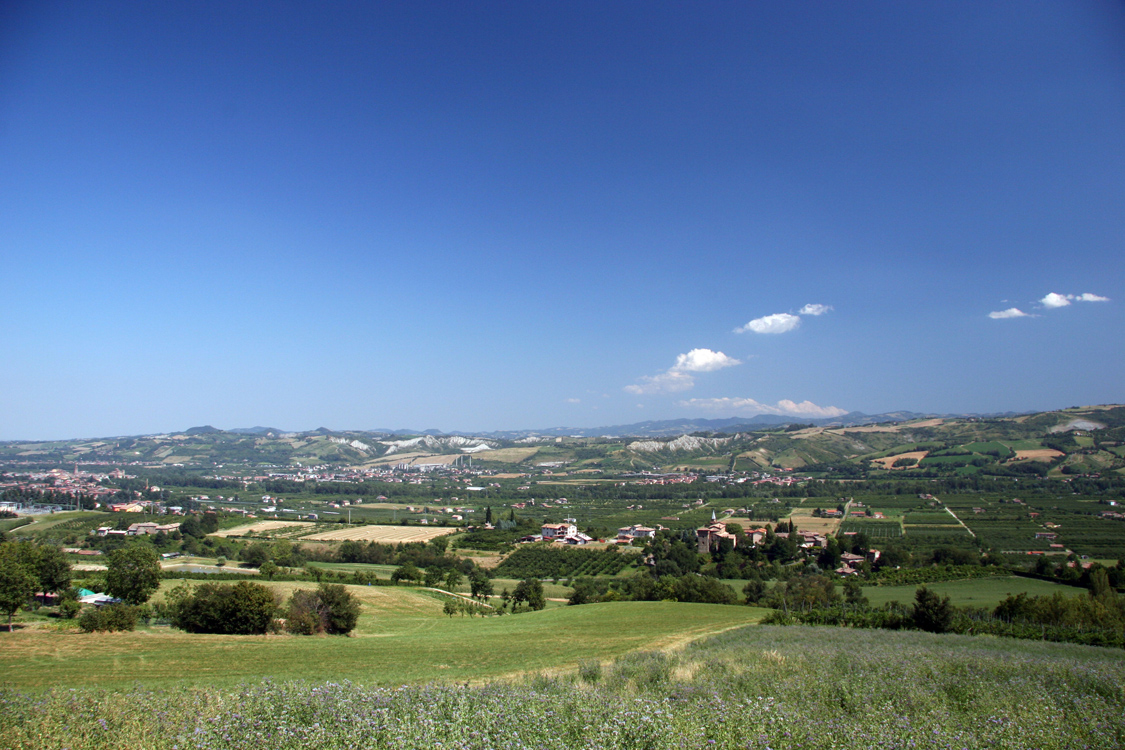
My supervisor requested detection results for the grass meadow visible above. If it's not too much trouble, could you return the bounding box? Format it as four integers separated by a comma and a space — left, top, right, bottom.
2, 625, 1122, 749
0, 583, 764, 691
860, 575, 1080, 608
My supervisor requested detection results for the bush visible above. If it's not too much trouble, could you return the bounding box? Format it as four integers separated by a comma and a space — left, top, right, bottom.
284, 584, 361, 635
78, 603, 139, 632
57, 598, 81, 620
168, 581, 280, 634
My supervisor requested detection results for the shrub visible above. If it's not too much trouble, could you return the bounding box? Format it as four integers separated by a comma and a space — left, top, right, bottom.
285, 589, 323, 635
391, 563, 421, 584
78, 603, 139, 632
169, 581, 279, 634
57, 598, 81, 620
284, 584, 361, 635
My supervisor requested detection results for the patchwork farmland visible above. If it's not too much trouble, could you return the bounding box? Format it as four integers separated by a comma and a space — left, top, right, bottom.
300, 524, 461, 543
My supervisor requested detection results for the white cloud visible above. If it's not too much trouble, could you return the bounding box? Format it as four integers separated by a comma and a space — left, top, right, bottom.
565, 397, 581, 404
736, 312, 800, 334
988, 308, 1030, 319
1040, 292, 1073, 308
671, 348, 741, 373
798, 303, 832, 316
625, 348, 740, 395
679, 396, 848, 419
1038, 292, 1111, 309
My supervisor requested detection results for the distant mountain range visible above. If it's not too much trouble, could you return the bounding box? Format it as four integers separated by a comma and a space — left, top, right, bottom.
210, 410, 1033, 440
358, 410, 1031, 439
3, 405, 1121, 473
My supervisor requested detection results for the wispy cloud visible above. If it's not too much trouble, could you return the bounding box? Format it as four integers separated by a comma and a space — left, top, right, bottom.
625, 348, 740, 395
988, 307, 1030, 319
565, 397, 581, 404
679, 396, 848, 419
624, 371, 695, 395
991, 292, 1109, 318
736, 312, 800, 334
736, 303, 832, 334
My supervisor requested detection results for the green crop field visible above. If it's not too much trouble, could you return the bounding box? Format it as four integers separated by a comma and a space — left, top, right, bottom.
838, 519, 902, 537
0, 582, 764, 691
861, 576, 1080, 608
1004, 439, 1046, 450
961, 441, 1014, 456
903, 511, 959, 524
904, 525, 971, 536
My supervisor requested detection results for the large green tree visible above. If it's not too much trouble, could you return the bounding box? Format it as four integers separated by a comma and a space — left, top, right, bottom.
105, 545, 162, 605
511, 578, 545, 611
469, 570, 493, 602
36, 545, 72, 594
0, 545, 37, 630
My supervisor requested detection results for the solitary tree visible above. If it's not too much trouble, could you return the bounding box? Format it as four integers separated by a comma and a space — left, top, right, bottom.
913, 586, 954, 633
105, 545, 162, 605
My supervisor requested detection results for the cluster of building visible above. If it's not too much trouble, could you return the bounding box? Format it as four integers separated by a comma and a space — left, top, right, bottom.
694, 517, 881, 576
623, 472, 700, 486
834, 550, 880, 576
0, 467, 124, 511
695, 519, 770, 553
517, 522, 594, 545
92, 521, 182, 538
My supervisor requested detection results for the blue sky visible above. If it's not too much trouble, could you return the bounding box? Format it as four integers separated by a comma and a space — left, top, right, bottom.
1, 1, 1123, 440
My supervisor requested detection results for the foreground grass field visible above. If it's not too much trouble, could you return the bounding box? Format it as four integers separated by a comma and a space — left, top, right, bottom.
3, 625, 1122, 749
0, 582, 764, 690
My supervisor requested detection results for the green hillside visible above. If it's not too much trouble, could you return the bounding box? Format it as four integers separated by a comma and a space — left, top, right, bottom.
3, 404, 1124, 478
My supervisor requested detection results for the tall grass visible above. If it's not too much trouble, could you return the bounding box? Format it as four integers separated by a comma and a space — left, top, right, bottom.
3, 625, 1123, 749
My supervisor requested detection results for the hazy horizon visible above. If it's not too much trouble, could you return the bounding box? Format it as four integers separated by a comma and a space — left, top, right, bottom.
6, 400, 1118, 444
